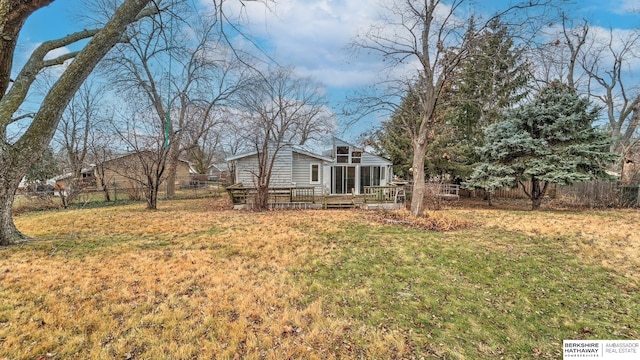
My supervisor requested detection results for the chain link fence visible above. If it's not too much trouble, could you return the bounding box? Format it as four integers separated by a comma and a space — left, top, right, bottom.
14, 176, 227, 213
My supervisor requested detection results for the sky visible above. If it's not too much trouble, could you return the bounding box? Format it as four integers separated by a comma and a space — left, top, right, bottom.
16, 0, 640, 142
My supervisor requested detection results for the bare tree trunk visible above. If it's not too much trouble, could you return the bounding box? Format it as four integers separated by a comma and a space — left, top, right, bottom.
256, 185, 269, 210
165, 138, 180, 198
165, 161, 177, 198
146, 177, 159, 210
410, 141, 428, 216
147, 188, 157, 209
0, 176, 28, 245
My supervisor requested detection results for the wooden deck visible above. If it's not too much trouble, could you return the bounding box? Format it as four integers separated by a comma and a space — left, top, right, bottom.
226, 185, 405, 210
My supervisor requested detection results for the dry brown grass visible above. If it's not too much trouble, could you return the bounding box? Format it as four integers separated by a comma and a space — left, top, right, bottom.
2, 200, 400, 359
368, 208, 475, 231
1, 197, 638, 359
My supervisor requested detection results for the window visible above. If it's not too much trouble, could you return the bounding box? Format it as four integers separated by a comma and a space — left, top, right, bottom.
336, 146, 349, 163
360, 166, 384, 193
310, 164, 320, 184
351, 151, 361, 163
372, 166, 382, 186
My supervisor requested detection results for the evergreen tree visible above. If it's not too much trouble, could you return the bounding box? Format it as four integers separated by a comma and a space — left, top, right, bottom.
448, 18, 529, 141
465, 81, 618, 210
370, 88, 421, 179
436, 18, 530, 177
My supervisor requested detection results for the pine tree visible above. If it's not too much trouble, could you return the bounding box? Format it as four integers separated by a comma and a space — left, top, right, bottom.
465, 81, 618, 210
437, 18, 530, 178
370, 89, 421, 179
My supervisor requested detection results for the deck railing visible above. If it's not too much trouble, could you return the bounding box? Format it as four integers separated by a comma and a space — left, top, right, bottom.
226, 185, 316, 205
362, 185, 404, 203
227, 184, 405, 208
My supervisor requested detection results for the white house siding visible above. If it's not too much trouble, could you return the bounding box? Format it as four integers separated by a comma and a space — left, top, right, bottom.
291, 152, 325, 194
361, 152, 388, 166
234, 155, 258, 186
235, 148, 292, 187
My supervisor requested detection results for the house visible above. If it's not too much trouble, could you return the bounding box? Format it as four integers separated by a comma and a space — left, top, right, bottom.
207, 163, 226, 182
226, 138, 393, 196
96, 152, 192, 191
51, 167, 97, 191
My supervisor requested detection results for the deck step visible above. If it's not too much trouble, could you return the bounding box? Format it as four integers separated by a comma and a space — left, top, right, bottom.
324, 202, 355, 209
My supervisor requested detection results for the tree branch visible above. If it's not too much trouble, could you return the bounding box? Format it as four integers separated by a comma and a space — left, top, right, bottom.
42, 51, 80, 68
0, 29, 98, 127
14, 0, 153, 162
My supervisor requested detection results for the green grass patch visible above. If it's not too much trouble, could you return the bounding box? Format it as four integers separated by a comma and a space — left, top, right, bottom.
302, 225, 639, 359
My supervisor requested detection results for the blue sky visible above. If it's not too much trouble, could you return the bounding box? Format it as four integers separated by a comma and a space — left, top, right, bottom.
17, 0, 640, 141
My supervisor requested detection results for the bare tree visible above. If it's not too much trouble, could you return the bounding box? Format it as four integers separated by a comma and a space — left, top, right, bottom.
54, 80, 106, 206
236, 67, 335, 210
352, 0, 551, 216
184, 106, 226, 175
0, 0, 156, 245
88, 127, 116, 202
103, 3, 252, 199
579, 28, 640, 154
109, 104, 171, 210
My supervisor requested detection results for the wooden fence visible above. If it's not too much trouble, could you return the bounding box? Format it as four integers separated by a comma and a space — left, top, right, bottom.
558, 180, 638, 207
402, 180, 638, 207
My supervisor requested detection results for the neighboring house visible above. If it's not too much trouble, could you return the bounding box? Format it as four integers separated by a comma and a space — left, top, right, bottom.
51, 167, 97, 191
96, 152, 192, 191
207, 163, 226, 182
48, 168, 97, 197
227, 138, 393, 195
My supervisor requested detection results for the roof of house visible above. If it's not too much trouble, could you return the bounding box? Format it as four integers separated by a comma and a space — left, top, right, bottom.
208, 163, 227, 171
226, 137, 395, 165
226, 144, 334, 162
99, 151, 192, 167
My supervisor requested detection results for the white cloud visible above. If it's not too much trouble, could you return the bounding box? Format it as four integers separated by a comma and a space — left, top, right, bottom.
209, 0, 386, 88
209, 0, 466, 92
43, 46, 71, 61
617, 0, 640, 14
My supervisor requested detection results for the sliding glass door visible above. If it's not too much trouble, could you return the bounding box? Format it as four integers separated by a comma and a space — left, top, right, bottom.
331, 166, 356, 194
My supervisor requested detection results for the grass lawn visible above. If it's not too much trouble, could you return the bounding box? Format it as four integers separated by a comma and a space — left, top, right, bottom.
1, 197, 638, 359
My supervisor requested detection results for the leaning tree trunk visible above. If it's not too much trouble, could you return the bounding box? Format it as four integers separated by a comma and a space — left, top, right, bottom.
0, 0, 152, 245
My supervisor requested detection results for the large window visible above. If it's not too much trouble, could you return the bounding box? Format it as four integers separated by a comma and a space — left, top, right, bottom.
310, 164, 320, 184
